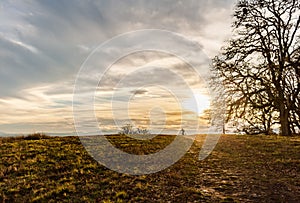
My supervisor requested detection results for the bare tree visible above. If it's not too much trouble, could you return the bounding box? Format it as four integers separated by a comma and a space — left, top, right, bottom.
119, 124, 134, 135
119, 124, 149, 135
212, 0, 300, 136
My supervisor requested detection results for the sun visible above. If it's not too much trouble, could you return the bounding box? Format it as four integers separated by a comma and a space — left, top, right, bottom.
193, 93, 210, 115
182, 92, 210, 116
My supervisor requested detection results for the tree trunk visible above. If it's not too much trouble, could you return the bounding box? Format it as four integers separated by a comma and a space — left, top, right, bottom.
279, 105, 291, 136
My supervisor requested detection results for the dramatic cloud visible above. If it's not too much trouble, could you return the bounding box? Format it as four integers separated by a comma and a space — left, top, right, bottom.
0, 0, 235, 134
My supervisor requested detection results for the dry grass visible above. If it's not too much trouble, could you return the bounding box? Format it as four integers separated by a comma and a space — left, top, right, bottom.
0, 134, 299, 202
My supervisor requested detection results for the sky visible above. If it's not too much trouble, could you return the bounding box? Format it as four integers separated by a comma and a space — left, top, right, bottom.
0, 0, 236, 135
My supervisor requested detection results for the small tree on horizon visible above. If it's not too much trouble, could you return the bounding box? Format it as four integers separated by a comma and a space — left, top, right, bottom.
119, 124, 149, 135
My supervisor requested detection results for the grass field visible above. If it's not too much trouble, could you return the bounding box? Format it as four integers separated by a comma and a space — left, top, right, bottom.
0, 134, 299, 202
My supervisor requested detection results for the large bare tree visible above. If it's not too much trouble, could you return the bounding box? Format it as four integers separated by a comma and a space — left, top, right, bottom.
212, 0, 300, 135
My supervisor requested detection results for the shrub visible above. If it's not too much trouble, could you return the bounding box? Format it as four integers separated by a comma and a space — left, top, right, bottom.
24, 133, 51, 140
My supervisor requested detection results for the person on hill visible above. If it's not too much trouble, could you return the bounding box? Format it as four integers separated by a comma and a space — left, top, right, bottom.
180, 128, 185, 135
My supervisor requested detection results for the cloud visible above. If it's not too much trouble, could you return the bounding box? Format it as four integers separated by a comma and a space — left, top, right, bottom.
0, 0, 235, 134
0, 0, 235, 95
130, 89, 148, 96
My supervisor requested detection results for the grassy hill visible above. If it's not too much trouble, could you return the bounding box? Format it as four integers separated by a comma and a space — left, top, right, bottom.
0, 134, 299, 202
